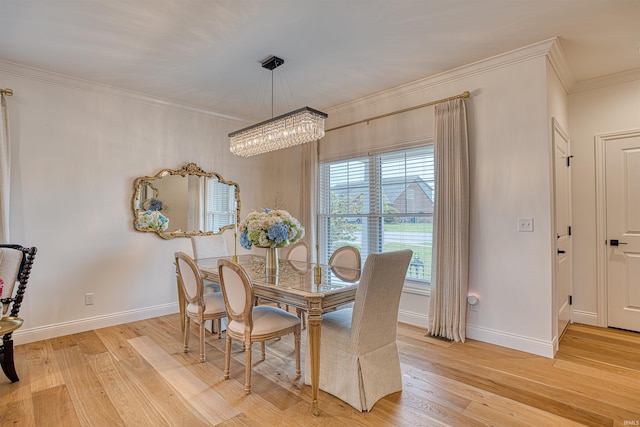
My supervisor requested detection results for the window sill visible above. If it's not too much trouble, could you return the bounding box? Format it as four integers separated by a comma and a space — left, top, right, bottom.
402, 282, 430, 297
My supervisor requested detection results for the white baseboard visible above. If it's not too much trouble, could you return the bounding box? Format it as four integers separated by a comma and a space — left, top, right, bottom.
572, 310, 598, 326
398, 309, 429, 328
466, 323, 555, 358
12, 303, 179, 345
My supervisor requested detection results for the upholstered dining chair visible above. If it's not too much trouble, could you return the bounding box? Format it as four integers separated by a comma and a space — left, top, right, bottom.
285, 241, 309, 270
191, 234, 229, 259
304, 249, 413, 412
217, 258, 301, 395
174, 251, 226, 362
329, 245, 361, 282
284, 241, 309, 328
190, 235, 229, 336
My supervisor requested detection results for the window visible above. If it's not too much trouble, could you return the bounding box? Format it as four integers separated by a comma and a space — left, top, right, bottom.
319, 146, 434, 285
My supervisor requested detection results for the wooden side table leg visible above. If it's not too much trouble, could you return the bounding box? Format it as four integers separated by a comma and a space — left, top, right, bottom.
1, 339, 19, 382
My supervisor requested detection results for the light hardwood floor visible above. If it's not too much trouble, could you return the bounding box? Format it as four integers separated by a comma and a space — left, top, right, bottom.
1, 316, 639, 426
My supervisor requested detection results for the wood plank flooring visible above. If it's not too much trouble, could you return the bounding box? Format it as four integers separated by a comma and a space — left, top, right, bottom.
1, 317, 639, 426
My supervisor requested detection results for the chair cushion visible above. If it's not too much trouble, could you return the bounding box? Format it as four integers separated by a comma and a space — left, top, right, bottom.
227, 305, 299, 336
186, 292, 225, 316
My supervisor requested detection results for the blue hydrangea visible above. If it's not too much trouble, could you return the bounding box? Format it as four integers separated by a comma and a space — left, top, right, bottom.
267, 222, 289, 244
239, 232, 252, 249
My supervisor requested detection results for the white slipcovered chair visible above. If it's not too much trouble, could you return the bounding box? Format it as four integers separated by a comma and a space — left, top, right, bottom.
190, 234, 229, 260
218, 258, 301, 395
174, 251, 227, 362
190, 234, 229, 335
305, 249, 413, 412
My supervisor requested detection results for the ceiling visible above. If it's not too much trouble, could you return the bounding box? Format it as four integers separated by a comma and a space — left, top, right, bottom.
0, 0, 638, 121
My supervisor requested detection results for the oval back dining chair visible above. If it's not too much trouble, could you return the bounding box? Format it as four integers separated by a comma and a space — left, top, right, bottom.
284, 241, 310, 327
285, 241, 309, 271
174, 251, 226, 362
305, 249, 413, 412
329, 245, 361, 282
218, 258, 301, 395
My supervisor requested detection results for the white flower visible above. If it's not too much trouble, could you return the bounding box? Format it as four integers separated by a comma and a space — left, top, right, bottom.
137, 210, 169, 231
239, 208, 305, 249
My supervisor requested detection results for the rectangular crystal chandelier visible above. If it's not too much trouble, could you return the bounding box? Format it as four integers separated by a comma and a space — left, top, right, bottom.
228, 56, 328, 157
229, 107, 327, 157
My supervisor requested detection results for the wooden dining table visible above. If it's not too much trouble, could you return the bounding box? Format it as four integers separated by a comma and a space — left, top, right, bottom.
192, 254, 360, 416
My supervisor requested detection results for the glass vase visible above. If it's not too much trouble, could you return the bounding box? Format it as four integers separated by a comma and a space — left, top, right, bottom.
265, 247, 279, 278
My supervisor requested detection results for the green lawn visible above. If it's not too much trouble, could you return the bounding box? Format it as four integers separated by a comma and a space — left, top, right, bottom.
383, 222, 433, 233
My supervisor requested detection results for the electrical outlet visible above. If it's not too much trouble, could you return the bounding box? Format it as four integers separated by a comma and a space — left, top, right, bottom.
518, 217, 534, 232
85, 292, 94, 305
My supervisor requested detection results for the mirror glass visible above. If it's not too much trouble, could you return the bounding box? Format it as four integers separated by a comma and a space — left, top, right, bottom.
132, 163, 240, 239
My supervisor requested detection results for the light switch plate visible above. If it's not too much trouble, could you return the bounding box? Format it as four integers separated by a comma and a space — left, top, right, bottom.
518, 218, 534, 232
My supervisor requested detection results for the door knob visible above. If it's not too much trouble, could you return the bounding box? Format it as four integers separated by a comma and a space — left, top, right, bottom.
610, 239, 628, 246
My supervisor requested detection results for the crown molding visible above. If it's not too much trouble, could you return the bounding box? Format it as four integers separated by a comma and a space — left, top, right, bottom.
547, 38, 575, 92
0, 59, 245, 122
570, 68, 640, 94
326, 38, 558, 124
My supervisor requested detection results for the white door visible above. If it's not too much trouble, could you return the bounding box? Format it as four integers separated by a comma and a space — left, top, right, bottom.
553, 120, 572, 340
606, 134, 640, 332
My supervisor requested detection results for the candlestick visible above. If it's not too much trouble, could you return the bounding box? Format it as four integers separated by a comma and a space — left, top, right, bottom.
314, 243, 321, 284
233, 222, 239, 262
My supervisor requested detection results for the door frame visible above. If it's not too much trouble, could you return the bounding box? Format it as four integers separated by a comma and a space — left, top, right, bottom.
594, 129, 640, 327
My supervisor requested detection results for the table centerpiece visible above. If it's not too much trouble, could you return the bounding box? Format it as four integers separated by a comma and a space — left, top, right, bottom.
239, 208, 305, 276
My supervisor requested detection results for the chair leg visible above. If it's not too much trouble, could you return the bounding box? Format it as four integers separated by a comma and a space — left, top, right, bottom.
183, 317, 191, 353
199, 322, 206, 362
245, 341, 252, 394
296, 308, 306, 330
294, 327, 301, 379
260, 342, 266, 361
216, 319, 222, 339
224, 336, 231, 380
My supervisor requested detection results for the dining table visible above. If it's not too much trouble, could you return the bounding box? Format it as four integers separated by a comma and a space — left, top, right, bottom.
192, 253, 361, 416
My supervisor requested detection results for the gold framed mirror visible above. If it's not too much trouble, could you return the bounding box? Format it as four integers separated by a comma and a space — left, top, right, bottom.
132, 163, 240, 239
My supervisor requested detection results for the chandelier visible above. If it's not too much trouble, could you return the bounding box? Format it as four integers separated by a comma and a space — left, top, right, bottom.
229, 56, 328, 157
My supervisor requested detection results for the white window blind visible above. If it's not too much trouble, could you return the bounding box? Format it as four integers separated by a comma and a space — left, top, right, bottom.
319, 145, 434, 284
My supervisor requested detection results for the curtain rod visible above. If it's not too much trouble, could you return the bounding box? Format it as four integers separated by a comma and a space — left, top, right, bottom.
0, 88, 13, 96
325, 90, 470, 133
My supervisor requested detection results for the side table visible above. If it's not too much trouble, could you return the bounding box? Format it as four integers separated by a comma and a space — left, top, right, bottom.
1, 317, 24, 382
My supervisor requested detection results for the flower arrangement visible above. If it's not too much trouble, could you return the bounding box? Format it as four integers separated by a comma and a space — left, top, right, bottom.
137, 210, 169, 231
0, 277, 3, 297
239, 208, 304, 249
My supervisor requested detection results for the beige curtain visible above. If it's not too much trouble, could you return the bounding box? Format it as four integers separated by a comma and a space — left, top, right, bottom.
299, 140, 318, 262
0, 93, 10, 243
429, 98, 469, 342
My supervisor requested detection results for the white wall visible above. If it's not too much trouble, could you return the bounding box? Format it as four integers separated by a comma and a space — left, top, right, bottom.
569, 75, 640, 325
0, 61, 264, 344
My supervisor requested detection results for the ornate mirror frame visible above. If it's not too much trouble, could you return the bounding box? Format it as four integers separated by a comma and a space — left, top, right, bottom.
132, 163, 240, 240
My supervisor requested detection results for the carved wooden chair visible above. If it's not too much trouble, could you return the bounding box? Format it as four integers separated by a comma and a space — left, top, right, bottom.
218, 258, 300, 394
0, 244, 37, 382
